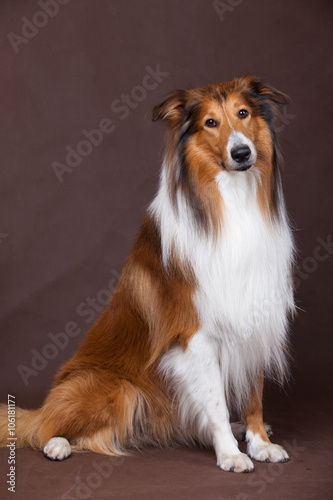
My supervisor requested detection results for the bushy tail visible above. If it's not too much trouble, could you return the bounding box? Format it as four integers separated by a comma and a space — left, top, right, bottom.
0, 366, 180, 457
0, 404, 43, 450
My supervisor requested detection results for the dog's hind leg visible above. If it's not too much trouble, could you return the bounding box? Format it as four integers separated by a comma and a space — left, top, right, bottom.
38, 370, 148, 461
231, 421, 272, 441
43, 437, 72, 461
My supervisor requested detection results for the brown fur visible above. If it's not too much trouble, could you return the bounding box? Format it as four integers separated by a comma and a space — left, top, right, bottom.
243, 374, 270, 443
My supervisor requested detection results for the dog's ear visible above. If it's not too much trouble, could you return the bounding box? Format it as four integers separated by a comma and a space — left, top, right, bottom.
152, 90, 188, 123
240, 76, 290, 105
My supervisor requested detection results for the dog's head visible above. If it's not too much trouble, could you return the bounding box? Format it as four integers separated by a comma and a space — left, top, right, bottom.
153, 76, 289, 174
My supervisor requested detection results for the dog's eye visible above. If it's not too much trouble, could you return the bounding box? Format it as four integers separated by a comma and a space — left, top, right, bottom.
205, 119, 217, 128
238, 109, 249, 119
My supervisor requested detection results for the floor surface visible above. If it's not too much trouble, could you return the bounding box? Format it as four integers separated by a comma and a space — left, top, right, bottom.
0, 401, 332, 500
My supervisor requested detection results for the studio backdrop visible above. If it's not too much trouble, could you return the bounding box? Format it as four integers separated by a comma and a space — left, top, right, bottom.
0, 0, 332, 413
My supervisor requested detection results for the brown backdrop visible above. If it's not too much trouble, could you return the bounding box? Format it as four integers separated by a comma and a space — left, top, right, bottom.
0, 0, 332, 417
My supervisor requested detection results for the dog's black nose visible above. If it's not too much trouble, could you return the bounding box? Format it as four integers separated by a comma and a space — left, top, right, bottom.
231, 145, 251, 163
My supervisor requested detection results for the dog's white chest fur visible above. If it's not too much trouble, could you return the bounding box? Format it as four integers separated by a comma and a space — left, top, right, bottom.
152, 166, 294, 403
194, 169, 294, 338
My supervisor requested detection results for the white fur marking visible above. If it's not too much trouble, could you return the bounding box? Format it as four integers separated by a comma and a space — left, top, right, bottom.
151, 164, 294, 409
222, 102, 233, 130
159, 331, 253, 472
246, 430, 289, 462
227, 131, 257, 169
43, 437, 71, 461
218, 452, 254, 473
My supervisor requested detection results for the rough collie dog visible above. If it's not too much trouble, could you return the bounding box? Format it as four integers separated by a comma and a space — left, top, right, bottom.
0, 76, 295, 473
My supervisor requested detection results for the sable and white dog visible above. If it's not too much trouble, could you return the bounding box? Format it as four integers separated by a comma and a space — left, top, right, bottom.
0, 76, 295, 473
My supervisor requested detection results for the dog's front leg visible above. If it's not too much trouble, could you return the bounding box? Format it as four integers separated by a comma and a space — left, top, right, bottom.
159, 331, 254, 473
243, 374, 289, 463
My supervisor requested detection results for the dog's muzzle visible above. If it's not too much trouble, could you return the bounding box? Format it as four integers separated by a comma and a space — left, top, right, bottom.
231, 145, 253, 171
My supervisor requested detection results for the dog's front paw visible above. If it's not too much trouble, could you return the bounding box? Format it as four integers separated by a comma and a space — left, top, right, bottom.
248, 440, 289, 463
43, 437, 71, 461
217, 452, 254, 473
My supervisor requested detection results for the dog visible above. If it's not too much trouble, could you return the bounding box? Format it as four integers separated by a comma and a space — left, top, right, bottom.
0, 76, 295, 473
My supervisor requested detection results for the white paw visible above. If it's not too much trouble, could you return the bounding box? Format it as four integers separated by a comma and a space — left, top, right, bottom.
217, 452, 254, 473
43, 437, 71, 461
248, 441, 289, 463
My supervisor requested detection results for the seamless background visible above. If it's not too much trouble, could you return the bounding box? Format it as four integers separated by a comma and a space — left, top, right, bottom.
0, 1, 332, 499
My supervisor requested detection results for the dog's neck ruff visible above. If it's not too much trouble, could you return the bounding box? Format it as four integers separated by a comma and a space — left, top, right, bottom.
151, 159, 295, 409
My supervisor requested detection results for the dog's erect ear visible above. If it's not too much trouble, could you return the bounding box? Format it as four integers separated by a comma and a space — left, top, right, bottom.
152, 90, 188, 122
240, 76, 290, 105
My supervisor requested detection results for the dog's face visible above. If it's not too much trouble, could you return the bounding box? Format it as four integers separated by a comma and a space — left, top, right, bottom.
153, 76, 289, 175
193, 93, 258, 172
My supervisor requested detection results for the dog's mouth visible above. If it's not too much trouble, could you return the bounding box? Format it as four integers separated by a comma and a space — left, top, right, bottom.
221, 162, 253, 172
235, 164, 252, 172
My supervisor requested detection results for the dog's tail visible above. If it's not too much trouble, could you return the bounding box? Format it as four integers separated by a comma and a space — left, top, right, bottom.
0, 404, 43, 449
